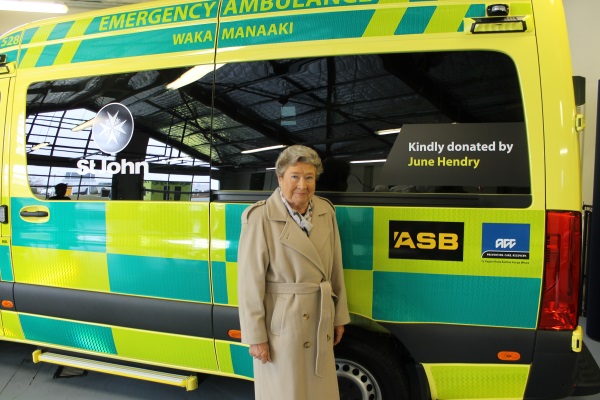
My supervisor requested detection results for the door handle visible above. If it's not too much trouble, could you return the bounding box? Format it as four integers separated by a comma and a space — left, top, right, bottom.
20, 211, 49, 217
19, 206, 50, 223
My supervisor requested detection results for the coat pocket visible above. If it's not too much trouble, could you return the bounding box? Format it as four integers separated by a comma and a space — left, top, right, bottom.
270, 295, 287, 336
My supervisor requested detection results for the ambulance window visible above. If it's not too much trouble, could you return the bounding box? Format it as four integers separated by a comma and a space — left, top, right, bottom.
25, 67, 217, 201
210, 51, 530, 208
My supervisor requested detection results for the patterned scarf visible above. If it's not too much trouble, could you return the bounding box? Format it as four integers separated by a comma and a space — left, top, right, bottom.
279, 188, 313, 236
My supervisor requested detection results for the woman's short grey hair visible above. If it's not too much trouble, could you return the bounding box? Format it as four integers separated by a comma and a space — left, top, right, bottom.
275, 145, 323, 178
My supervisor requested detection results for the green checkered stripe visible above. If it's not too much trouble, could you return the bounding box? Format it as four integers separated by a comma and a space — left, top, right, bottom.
10, 197, 211, 304
0, 1, 538, 67
216, 341, 254, 379
3, 312, 219, 372
219, 203, 544, 329
218, 3, 488, 48
16, 22, 217, 69
0, 244, 13, 282
0, 33, 20, 64
212, 204, 375, 306
1, 1, 536, 67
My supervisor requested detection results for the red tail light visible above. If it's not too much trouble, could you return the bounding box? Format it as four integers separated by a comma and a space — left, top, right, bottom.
539, 211, 581, 330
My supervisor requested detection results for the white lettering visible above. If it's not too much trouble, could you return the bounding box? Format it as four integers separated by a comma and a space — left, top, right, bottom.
495, 238, 516, 249
77, 159, 148, 175
77, 159, 90, 175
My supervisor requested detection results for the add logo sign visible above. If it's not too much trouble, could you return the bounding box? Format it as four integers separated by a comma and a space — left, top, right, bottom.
481, 223, 530, 259
92, 103, 134, 154
389, 221, 464, 261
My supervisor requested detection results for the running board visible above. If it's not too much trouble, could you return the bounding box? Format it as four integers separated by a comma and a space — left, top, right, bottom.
32, 350, 198, 391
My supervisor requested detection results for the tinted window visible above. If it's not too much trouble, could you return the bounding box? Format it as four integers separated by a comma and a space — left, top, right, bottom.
25, 51, 529, 206
25, 68, 216, 201
211, 52, 529, 206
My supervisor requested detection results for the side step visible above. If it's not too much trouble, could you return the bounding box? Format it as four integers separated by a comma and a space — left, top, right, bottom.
32, 350, 198, 391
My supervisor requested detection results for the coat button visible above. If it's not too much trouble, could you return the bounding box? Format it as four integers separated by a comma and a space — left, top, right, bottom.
303, 313, 309, 320
303, 342, 311, 348
327, 335, 331, 342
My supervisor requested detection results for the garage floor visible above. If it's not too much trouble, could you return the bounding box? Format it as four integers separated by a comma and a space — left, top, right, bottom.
0, 320, 598, 400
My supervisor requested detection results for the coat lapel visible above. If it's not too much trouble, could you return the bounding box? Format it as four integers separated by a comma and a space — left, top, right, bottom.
266, 191, 327, 275
308, 198, 331, 257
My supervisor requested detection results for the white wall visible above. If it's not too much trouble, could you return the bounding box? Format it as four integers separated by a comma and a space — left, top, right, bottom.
1, 13, 45, 36
0, 8, 91, 36
564, 1, 600, 206
1, 2, 598, 205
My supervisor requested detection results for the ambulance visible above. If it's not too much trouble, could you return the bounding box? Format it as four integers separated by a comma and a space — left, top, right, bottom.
0, 0, 599, 398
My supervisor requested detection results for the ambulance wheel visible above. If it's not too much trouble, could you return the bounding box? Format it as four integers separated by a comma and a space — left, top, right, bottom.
335, 334, 409, 400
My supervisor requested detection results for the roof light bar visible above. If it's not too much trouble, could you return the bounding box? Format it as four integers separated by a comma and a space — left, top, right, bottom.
350, 159, 386, 164
167, 157, 191, 163
72, 118, 95, 132
167, 64, 224, 90
242, 145, 285, 154
30, 142, 49, 151
375, 128, 401, 136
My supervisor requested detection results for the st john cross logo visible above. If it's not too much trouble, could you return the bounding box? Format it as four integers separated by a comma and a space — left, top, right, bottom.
92, 103, 134, 154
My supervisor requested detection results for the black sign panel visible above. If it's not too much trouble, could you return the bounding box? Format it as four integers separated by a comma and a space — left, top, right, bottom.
379, 123, 529, 187
389, 220, 464, 261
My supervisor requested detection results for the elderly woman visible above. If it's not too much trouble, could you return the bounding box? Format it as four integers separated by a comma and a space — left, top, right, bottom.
238, 145, 350, 400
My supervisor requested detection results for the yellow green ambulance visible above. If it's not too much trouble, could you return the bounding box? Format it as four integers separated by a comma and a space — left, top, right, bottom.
0, 0, 598, 398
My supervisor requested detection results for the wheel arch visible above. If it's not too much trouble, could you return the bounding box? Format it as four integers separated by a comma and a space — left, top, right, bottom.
342, 314, 431, 399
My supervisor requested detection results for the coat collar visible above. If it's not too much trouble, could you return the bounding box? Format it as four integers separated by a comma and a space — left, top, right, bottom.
265, 189, 333, 221
265, 190, 333, 275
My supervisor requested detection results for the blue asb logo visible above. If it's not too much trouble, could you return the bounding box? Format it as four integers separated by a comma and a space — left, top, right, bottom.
481, 223, 530, 259
92, 103, 134, 154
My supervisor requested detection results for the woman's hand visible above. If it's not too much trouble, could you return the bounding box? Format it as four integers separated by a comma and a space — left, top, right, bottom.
250, 342, 272, 364
334, 325, 345, 345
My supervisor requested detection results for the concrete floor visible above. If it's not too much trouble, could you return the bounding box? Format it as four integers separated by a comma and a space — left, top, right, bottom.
0, 321, 599, 400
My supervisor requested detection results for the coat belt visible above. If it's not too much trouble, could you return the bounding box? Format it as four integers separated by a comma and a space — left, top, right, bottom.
265, 281, 333, 378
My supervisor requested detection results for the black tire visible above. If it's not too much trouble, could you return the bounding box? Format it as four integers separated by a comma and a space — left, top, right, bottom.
335, 333, 410, 400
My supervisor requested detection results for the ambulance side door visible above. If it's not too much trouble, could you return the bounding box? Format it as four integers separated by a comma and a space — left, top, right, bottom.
0, 68, 15, 335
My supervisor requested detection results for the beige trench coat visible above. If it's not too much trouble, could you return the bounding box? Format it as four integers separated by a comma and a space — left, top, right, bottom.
238, 190, 350, 400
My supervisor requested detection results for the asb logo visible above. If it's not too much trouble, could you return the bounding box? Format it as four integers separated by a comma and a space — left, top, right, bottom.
482, 223, 530, 259
389, 221, 464, 261
92, 103, 134, 154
